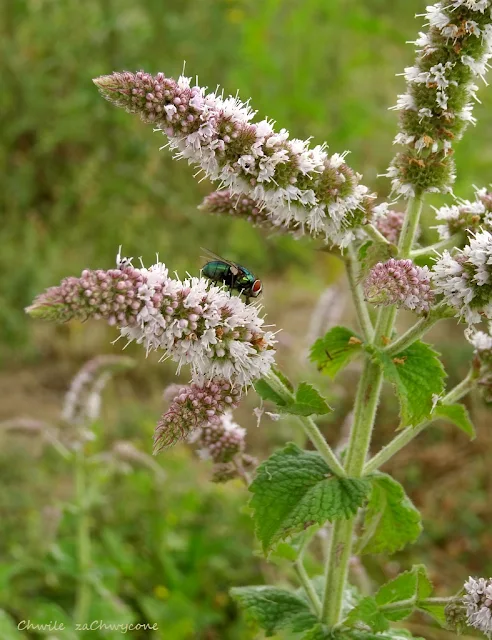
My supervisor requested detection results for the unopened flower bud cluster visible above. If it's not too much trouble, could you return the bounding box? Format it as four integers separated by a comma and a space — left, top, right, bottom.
387, 0, 492, 197
364, 258, 435, 314
373, 203, 406, 244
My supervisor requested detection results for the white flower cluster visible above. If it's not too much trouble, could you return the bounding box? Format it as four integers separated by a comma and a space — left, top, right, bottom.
434, 186, 492, 239
387, 0, 492, 197
464, 576, 492, 636
432, 229, 492, 323
166, 78, 370, 246
118, 260, 276, 387
94, 71, 374, 247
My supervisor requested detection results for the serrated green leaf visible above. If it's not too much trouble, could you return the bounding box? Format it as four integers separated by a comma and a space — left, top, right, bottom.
358, 474, 422, 555
377, 341, 446, 427
310, 326, 363, 379
230, 586, 317, 636
250, 444, 370, 552
346, 596, 389, 632
283, 382, 332, 417
376, 565, 432, 622
432, 403, 476, 439
418, 601, 448, 627
254, 379, 287, 406
304, 628, 425, 640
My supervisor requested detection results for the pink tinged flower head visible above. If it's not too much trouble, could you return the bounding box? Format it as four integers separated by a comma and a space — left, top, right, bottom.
197, 411, 246, 463
364, 258, 435, 314
153, 378, 240, 452
432, 230, 492, 324
373, 203, 406, 244
464, 576, 492, 636
94, 71, 372, 247
200, 189, 299, 235
27, 256, 276, 388
26, 266, 146, 324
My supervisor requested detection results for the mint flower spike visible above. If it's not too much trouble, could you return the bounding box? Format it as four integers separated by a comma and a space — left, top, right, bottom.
464, 576, 492, 636
27, 256, 276, 388
432, 229, 492, 324
154, 379, 240, 451
387, 0, 492, 197
196, 411, 246, 463
434, 185, 492, 239
364, 258, 435, 314
199, 189, 300, 235
94, 71, 373, 247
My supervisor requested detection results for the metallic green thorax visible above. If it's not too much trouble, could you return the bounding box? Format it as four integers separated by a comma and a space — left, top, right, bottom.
202, 260, 256, 291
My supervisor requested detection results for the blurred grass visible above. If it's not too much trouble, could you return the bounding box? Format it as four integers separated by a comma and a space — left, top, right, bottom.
2, 0, 492, 637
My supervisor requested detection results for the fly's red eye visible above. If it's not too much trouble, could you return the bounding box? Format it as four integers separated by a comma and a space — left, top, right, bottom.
252, 280, 262, 294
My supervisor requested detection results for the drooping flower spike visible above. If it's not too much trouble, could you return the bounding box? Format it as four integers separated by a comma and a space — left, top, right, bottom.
94, 71, 374, 247
434, 185, 492, 240
27, 257, 276, 388
387, 0, 492, 197
364, 258, 435, 314
154, 379, 240, 451
432, 229, 492, 324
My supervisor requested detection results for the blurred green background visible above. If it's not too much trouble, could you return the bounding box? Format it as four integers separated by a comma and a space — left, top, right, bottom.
2, 0, 492, 638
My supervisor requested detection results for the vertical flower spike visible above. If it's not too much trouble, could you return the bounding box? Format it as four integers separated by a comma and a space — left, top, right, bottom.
153, 379, 240, 451
432, 229, 492, 323
93, 71, 373, 246
464, 576, 492, 636
387, 1, 492, 197
434, 185, 492, 239
364, 258, 435, 314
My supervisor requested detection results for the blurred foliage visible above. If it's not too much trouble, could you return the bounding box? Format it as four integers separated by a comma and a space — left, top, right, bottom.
2, 0, 492, 638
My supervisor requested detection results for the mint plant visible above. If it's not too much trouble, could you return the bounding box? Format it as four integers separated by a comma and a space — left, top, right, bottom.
26, 0, 492, 636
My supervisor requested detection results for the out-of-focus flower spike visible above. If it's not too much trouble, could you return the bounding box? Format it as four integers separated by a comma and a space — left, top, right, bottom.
154, 379, 240, 452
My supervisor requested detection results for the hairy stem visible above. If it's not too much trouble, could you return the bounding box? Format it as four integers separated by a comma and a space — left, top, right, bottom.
74, 447, 92, 622
294, 560, 322, 616
345, 246, 374, 342
384, 311, 442, 356
398, 191, 424, 258
266, 371, 346, 477
410, 232, 464, 259
321, 193, 423, 626
321, 360, 383, 623
364, 223, 392, 247
363, 370, 475, 474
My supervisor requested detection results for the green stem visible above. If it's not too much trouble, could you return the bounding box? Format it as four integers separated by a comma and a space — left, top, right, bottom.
379, 595, 456, 615
345, 246, 374, 342
321, 193, 423, 626
294, 560, 322, 617
363, 370, 475, 475
410, 233, 464, 259
74, 447, 92, 622
364, 223, 392, 247
398, 191, 424, 258
266, 372, 346, 477
321, 360, 384, 623
384, 311, 442, 356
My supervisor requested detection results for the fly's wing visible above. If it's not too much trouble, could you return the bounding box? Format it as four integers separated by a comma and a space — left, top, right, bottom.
200, 247, 240, 275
